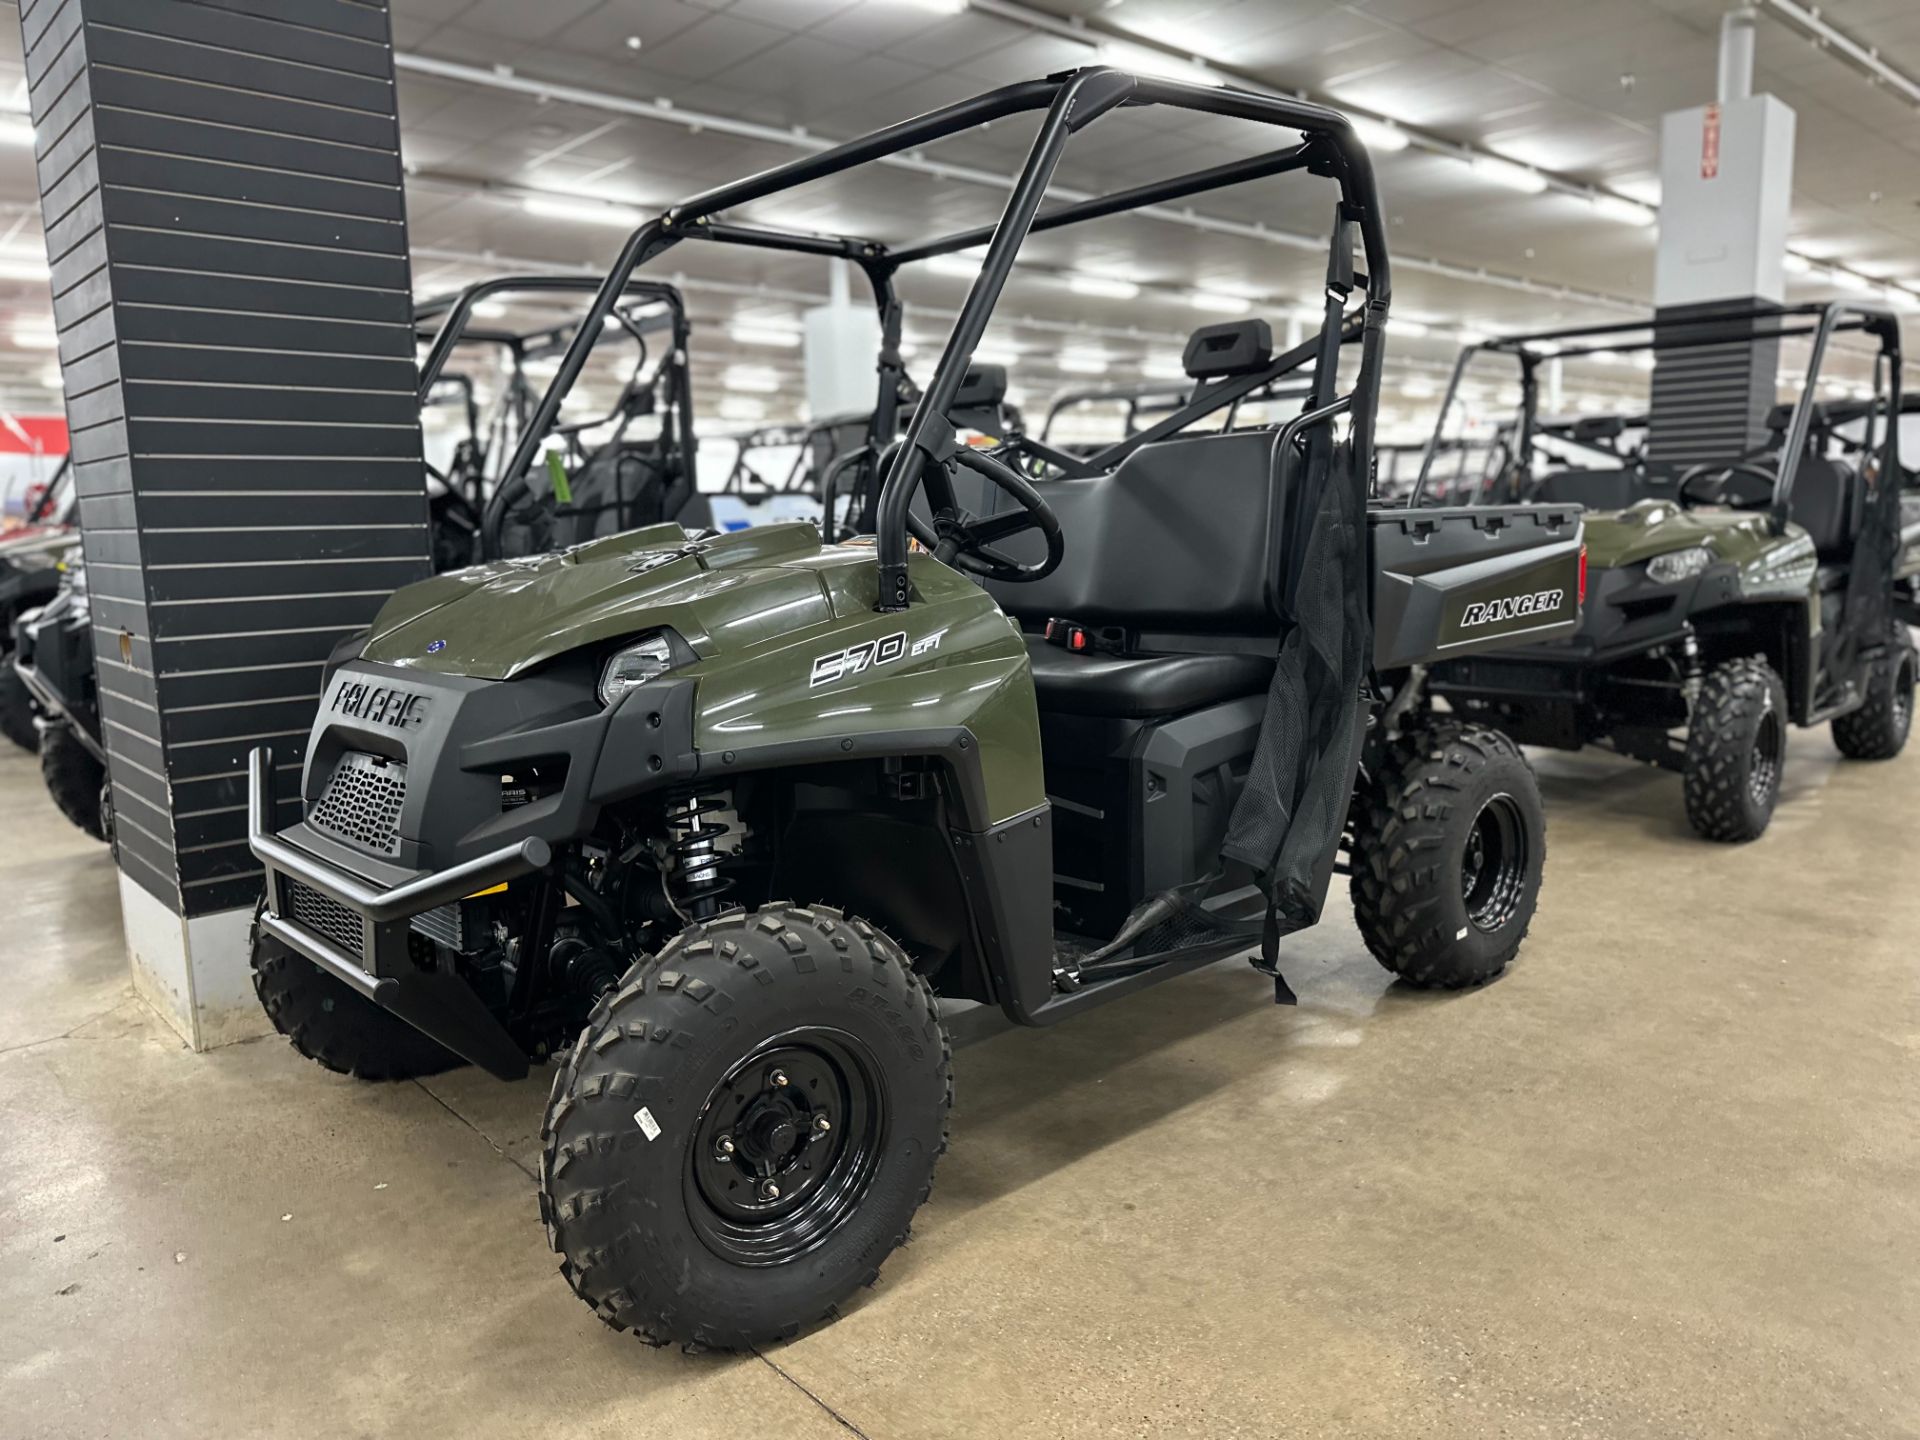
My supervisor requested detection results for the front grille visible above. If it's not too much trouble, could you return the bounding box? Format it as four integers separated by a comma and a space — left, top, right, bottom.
410, 902, 465, 951
310, 752, 407, 856
286, 880, 366, 959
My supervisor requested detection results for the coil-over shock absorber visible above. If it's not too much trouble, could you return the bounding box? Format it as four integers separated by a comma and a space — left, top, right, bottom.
665, 786, 737, 920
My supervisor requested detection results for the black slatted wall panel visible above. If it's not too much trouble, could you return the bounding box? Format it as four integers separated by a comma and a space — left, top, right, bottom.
1646, 299, 1782, 469
19, 0, 429, 917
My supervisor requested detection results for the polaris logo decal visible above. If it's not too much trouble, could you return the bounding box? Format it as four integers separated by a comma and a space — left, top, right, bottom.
810, 630, 939, 687
331, 681, 431, 730
1460, 588, 1565, 629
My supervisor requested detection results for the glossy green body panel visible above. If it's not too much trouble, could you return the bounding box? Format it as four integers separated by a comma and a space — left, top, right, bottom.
1583, 499, 1819, 638
360, 523, 1047, 824
1580, 498, 1803, 572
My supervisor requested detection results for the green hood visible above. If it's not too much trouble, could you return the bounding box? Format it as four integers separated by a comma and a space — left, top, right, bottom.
1580, 498, 1787, 571
362, 522, 847, 680
353, 520, 1047, 824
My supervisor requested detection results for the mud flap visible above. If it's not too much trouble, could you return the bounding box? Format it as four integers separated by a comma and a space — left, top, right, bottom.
1251, 903, 1299, 1007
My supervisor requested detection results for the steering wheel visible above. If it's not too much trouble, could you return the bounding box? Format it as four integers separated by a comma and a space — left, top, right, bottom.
900, 443, 1064, 583
1677, 459, 1778, 509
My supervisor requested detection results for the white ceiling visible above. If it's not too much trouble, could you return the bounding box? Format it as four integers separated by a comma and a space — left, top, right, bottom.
0, 0, 1914, 442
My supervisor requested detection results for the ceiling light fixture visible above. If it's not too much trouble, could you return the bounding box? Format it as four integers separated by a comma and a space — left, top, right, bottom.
11, 323, 56, 350
1056, 351, 1111, 375
472, 299, 509, 319
0, 116, 33, 148
722, 366, 783, 394
1348, 115, 1409, 154
1141, 356, 1187, 380
1782, 252, 1815, 275
1189, 290, 1251, 314
522, 193, 644, 228
1095, 41, 1219, 86
1590, 192, 1656, 227
0, 253, 50, 283
1069, 273, 1140, 300
926, 253, 985, 279
1469, 154, 1549, 194
1390, 317, 1430, 337
728, 323, 803, 349
1828, 266, 1870, 293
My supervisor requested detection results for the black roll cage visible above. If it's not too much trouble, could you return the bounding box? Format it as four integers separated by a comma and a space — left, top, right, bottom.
413, 275, 698, 558
1038, 374, 1318, 444
1412, 300, 1904, 531
723, 413, 870, 496
493, 67, 1393, 612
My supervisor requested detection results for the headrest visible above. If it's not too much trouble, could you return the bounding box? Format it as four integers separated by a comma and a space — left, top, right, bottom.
953, 362, 1008, 411
1183, 319, 1273, 380
1766, 401, 1826, 436
1569, 415, 1626, 443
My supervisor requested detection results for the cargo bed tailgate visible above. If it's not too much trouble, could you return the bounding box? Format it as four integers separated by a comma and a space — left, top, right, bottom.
1371, 504, 1583, 669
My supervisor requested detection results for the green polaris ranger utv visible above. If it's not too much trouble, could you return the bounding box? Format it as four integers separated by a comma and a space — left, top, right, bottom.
248, 70, 1585, 1349
1411, 303, 1918, 841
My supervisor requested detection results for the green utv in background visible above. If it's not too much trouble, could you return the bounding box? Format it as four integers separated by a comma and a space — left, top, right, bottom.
1413, 303, 1918, 842
248, 70, 1585, 1349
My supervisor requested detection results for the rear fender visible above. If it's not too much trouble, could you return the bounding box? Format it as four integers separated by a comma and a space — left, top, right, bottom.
1371, 505, 1584, 668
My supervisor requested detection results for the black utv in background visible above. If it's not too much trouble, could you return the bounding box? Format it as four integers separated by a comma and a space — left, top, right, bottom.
14, 550, 108, 841
0, 458, 77, 752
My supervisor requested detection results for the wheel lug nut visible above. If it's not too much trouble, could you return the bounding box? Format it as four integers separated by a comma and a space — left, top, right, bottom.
760, 1180, 780, 1201
769, 1069, 789, 1088
812, 1115, 832, 1134
716, 1135, 735, 1157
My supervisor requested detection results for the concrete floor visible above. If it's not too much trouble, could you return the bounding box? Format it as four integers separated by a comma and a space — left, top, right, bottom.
2, 734, 1917, 1440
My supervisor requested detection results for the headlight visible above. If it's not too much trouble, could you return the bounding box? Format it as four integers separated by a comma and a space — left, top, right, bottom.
597, 632, 676, 707
1645, 546, 1713, 585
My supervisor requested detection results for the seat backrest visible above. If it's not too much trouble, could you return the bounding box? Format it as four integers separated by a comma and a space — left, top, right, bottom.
1532, 468, 1642, 510
977, 429, 1291, 632
1787, 456, 1861, 559
562, 441, 674, 545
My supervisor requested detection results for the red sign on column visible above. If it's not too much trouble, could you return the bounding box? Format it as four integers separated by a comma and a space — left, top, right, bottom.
1701, 103, 1721, 179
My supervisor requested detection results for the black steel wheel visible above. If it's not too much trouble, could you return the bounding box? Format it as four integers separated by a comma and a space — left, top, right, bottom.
1461, 792, 1530, 935
541, 902, 950, 1350
1831, 623, 1915, 761
686, 1030, 887, 1267
1683, 656, 1787, 842
1350, 724, 1546, 989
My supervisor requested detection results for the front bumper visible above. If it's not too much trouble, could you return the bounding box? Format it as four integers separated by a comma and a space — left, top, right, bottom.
247, 748, 548, 1078
245, 656, 701, 1079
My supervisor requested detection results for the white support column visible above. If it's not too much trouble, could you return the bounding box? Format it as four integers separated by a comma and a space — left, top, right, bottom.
1647, 16, 1796, 466
804, 261, 881, 421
